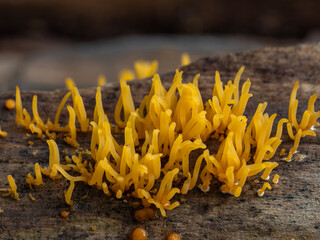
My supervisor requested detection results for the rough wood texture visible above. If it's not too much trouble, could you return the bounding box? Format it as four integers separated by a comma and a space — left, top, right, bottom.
0, 43, 320, 240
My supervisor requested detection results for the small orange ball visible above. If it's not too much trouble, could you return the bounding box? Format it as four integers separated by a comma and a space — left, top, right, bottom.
134, 207, 155, 222
144, 207, 155, 219
167, 233, 181, 240
131, 227, 147, 240
5, 99, 15, 110
134, 209, 148, 223
60, 210, 70, 218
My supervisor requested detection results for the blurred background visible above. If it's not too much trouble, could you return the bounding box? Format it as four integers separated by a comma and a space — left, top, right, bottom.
1, 0, 320, 92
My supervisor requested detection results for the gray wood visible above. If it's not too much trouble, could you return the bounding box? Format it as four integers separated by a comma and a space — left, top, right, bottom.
0, 43, 319, 239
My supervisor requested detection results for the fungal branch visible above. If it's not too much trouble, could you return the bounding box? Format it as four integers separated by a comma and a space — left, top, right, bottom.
0, 175, 19, 200
0, 127, 7, 138
286, 81, 320, 161
138, 168, 180, 217
205, 67, 253, 135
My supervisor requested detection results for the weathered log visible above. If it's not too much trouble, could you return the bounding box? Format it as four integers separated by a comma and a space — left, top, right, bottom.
0, 43, 319, 239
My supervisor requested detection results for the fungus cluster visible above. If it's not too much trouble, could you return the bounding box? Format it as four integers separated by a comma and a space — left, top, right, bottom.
2, 63, 319, 217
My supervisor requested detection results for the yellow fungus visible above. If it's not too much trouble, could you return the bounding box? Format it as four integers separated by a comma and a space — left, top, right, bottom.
37, 139, 63, 181
65, 78, 75, 90
22, 108, 32, 128
0, 127, 7, 138
53, 92, 72, 129
114, 79, 136, 128
28, 193, 36, 201
53, 164, 86, 182
26, 163, 43, 186
286, 81, 319, 161
181, 53, 191, 66
97, 75, 107, 86
29, 123, 43, 138
279, 148, 286, 156
119, 69, 135, 82
11, 66, 319, 217
272, 174, 280, 184
7, 175, 19, 200
74, 95, 89, 132
65, 106, 79, 147
32, 95, 45, 128
65, 181, 75, 205
138, 168, 180, 217
285, 128, 302, 162
93, 87, 108, 124
15, 86, 23, 125
134, 60, 158, 79
257, 182, 272, 197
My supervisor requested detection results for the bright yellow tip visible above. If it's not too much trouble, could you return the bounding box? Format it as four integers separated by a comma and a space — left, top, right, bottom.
257, 182, 271, 197
181, 53, 191, 66
97, 75, 107, 86
272, 174, 280, 184
7, 175, 19, 200
134, 60, 158, 79
119, 69, 135, 82
15, 86, 23, 125
65, 106, 79, 147
65, 78, 75, 90
65, 181, 75, 205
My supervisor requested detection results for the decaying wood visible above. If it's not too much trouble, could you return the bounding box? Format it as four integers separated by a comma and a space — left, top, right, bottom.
0, 43, 320, 240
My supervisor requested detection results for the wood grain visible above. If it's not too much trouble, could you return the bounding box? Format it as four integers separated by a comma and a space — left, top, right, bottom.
0, 43, 320, 239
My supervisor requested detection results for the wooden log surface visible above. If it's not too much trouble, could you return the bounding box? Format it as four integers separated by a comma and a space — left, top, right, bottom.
0, 43, 320, 239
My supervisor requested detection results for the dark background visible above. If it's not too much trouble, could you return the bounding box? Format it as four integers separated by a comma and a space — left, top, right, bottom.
1, 0, 320, 39
0, 0, 320, 91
